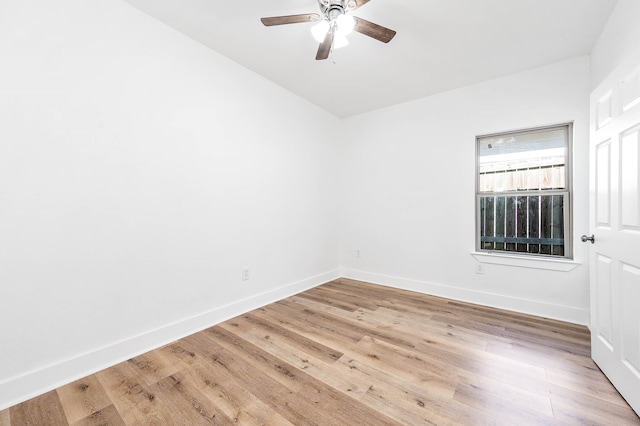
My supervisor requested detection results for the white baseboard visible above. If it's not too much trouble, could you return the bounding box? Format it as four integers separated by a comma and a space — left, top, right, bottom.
0, 269, 340, 412
340, 269, 589, 326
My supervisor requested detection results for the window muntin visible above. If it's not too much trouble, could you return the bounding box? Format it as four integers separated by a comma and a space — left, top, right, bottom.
476, 124, 572, 258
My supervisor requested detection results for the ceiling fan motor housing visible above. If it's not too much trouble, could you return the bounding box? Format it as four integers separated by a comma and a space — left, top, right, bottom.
319, 0, 354, 19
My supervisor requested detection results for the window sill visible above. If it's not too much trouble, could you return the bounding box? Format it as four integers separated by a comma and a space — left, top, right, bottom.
471, 252, 580, 272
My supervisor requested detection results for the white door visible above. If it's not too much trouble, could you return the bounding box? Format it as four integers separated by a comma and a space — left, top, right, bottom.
589, 51, 640, 416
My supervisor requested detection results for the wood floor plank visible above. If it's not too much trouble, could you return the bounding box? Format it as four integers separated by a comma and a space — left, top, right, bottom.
454, 372, 554, 419
69, 404, 125, 426
485, 336, 607, 378
336, 349, 492, 425
275, 298, 430, 353
219, 318, 374, 398
549, 383, 640, 425
233, 312, 344, 363
250, 303, 363, 351
292, 379, 402, 426
3, 279, 639, 425
0, 408, 10, 426
191, 331, 398, 426
204, 323, 402, 425
366, 306, 490, 351
183, 331, 322, 425
95, 362, 164, 424
452, 382, 559, 426
203, 325, 307, 393
162, 335, 292, 425
291, 295, 491, 353
123, 350, 182, 387
9, 391, 67, 426
56, 375, 113, 424
146, 373, 233, 424
352, 335, 460, 389
178, 365, 287, 425
270, 299, 368, 343
297, 285, 381, 311
545, 364, 631, 407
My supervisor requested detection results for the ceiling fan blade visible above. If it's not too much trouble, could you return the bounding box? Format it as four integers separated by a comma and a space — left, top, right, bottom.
353, 16, 396, 43
261, 13, 320, 26
316, 31, 334, 60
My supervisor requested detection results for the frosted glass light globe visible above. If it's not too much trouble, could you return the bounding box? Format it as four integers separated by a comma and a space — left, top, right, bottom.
335, 14, 355, 36
333, 33, 349, 49
311, 20, 330, 42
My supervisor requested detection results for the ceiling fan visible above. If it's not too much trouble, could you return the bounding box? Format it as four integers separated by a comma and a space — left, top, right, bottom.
261, 0, 396, 60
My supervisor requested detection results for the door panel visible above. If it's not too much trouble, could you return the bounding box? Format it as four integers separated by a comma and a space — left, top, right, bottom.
596, 140, 611, 226
622, 66, 640, 112
595, 255, 613, 350
596, 90, 613, 129
620, 125, 640, 229
621, 263, 640, 378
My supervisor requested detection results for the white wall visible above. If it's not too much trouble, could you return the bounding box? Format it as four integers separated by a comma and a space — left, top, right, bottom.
0, 0, 340, 409
590, 0, 640, 89
340, 56, 591, 324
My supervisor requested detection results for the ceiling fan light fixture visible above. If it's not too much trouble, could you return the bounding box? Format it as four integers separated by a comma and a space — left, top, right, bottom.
311, 20, 330, 42
333, 33, 349, 49
335, 13, 355, 36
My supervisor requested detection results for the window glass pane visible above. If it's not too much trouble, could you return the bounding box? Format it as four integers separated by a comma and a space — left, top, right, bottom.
478, 128, 566, 192
478, 193, 567, 255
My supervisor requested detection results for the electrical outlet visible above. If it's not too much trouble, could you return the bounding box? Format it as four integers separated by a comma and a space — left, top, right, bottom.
475, 263, 484, 274
356, 249, 361, 258
241, 267, 250, 281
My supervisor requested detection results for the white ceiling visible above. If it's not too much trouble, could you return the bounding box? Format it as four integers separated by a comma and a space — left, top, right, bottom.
123, 0, 617, 118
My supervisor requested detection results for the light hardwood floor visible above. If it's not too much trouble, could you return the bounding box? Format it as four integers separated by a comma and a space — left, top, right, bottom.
1, 278, 639, 425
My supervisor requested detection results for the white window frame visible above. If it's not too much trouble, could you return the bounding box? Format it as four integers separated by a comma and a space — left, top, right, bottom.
475, 123, 573, 260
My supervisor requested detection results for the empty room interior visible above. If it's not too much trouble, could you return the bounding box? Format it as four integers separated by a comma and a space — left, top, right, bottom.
1, 0, 640, 424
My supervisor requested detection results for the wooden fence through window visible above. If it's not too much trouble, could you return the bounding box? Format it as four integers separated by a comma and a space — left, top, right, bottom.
479, 194, 565, 256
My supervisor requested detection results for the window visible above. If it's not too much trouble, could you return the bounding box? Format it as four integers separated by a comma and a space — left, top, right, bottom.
476, 123, 572, 259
